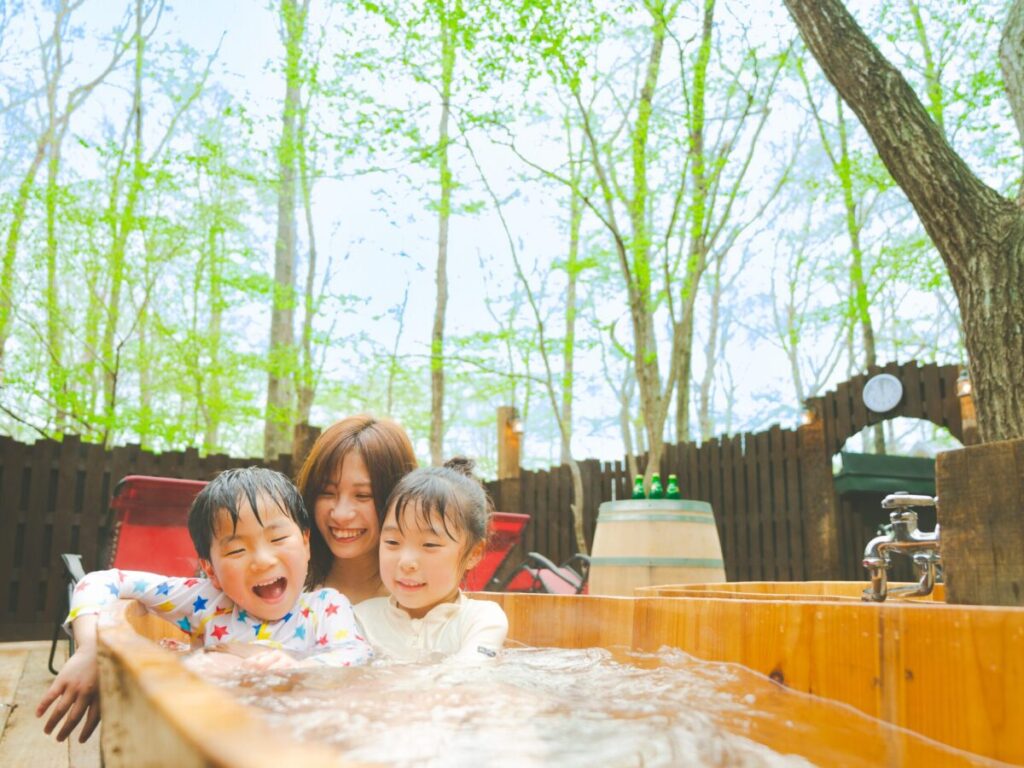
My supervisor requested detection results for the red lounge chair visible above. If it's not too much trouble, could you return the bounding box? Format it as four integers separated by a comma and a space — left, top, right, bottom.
48, 475, 207, 673
462, 512, 530, 592
500, 552, 590, 595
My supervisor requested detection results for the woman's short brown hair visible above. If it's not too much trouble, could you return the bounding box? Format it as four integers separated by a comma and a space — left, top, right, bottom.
296, 414, 417, 587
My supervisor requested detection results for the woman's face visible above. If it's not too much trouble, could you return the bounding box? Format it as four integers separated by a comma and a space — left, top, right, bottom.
313, 451, 380, 561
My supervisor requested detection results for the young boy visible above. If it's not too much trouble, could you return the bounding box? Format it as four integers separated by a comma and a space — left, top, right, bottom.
37, 466, 372, 743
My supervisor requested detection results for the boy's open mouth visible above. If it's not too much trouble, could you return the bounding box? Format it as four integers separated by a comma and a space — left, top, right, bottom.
252, 577, 287, 601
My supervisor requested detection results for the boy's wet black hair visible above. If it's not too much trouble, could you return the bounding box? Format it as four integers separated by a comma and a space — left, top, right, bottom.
188, 466, 310, 560
386, 457, 491, 554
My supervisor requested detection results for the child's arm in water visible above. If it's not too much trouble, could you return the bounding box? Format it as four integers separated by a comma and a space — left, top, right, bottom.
36, 614, 101, 743
450, 599, 508, 664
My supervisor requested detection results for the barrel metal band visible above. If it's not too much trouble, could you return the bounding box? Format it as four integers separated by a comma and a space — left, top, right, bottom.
597, 512, 715, 524
589, 556, 725, 568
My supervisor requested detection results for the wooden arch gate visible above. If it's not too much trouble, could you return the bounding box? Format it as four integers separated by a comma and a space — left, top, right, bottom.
493, 360, 973, 584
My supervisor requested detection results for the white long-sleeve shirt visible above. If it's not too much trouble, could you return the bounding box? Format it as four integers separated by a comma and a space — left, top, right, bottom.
354, 593, 507, 663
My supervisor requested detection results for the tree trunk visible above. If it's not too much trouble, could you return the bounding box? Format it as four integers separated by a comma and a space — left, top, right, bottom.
430, 2, 457, 467
785, 0, 1024, 443
264, 0, 304, 460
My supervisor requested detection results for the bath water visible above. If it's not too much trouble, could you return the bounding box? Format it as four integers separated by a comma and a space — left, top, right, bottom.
195, 645, 990, 767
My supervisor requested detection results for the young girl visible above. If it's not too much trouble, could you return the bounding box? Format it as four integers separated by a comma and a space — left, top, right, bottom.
354, 458, 508, 663
295, 415, 418, 604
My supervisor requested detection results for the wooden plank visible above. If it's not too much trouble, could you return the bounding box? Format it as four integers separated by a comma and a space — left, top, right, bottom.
19, 440, 55, 627
782, 429, 805, 581
900, 360, 924, 423
686, 440, 699, 499
561, 464, 574, 560
0, 645, 29, 736
521, 470, 536, 554
769, 426, 790, 581
940, 365, 963, 441
797, 418, 842, 580
743, 432, 763, 580
850, 373, 869, 435
78, 442, 107, 571
733, 434, 751, 581
45, 438, 81, 633
756, 430, 778, 580
546, 467, 560, 563
0, 437, 26, 628
0, 646, 70, 767
720, 435, 740, 581
822, 391, 837, 457
937, 439, 1024, 606
834, 381, 853, 456
921, 363, 944, 427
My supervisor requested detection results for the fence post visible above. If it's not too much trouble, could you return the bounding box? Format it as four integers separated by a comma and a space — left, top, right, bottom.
796, 413, 841, 579
495, 406, 522, 512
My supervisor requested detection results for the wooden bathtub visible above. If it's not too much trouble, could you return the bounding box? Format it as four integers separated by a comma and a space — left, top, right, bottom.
97, 589, 1024, 766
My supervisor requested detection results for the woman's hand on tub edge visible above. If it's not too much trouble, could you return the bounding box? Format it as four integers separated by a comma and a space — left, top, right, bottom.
37, 644, 101, 743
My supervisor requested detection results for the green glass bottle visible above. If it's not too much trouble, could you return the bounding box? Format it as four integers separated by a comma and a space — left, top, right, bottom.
666, 473, 681, 500
649, 472, 664, 499
631, 474, 645, 499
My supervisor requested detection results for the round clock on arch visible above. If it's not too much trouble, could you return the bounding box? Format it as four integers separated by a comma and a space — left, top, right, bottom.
862, 373, 903, 413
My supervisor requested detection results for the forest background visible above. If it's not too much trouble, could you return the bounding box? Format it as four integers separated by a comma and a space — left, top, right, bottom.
0, 0, 1019, 478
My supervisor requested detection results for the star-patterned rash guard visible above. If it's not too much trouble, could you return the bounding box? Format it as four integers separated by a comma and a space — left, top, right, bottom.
66, 569, 373, 667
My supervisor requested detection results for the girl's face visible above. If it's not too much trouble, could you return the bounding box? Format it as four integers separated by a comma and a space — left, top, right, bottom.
379, 502, 484, 619
314, 451, 380, 561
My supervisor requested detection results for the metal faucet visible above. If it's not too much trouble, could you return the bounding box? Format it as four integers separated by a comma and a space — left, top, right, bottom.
862, 492, 941, 602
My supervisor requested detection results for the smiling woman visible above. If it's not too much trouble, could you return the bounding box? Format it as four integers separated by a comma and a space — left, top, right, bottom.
295, 415, 419, 605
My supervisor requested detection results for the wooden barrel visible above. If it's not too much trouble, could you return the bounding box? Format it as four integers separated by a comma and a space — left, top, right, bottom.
588, 499, 725, 596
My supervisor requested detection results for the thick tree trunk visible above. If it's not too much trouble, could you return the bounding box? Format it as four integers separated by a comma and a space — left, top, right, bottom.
785, 0, 1024, 443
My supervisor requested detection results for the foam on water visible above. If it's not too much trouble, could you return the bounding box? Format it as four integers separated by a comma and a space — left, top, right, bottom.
190, 645, 983, 767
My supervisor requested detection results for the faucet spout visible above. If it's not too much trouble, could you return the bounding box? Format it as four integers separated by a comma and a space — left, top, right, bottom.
862, 492, 940, 602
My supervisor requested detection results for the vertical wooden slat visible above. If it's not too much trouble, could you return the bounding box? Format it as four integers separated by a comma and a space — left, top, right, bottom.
19, 440, 54, 624
921, 363, 943, 426
850, 373, 869, 435
0, 438, 26, 627
754, 430, 777, 580
546, 467, 560, 562
900, 360, 924, 421
733, 434, 750, 581
45, 436, 81, 622
782, 429, 805, 581
720, 435, 739, 581
940, 365, 963, 440
835, 381, 853, 456
769, 426, 790, 581
822, 391, 837, 457
744, 431, 763, 580
521, 470, 536, 553
79, 441, 108, 571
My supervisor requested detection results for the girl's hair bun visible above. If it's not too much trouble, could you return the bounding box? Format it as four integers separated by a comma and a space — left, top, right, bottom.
443, 455, 476, 477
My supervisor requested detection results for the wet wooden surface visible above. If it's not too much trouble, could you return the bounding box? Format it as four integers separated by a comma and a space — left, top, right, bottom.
0, 641, 100, 768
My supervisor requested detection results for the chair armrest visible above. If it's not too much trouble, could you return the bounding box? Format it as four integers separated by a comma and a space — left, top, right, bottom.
61, 553, 87, 584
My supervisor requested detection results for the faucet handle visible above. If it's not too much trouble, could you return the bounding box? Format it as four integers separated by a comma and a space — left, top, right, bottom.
881, 491, 936, 509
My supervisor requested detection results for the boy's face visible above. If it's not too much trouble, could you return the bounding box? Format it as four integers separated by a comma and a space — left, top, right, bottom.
201, 493, 310, 622
379, 503, 484, 619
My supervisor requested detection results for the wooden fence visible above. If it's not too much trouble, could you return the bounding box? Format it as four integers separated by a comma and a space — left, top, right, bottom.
0, 435, 290, 641
490, 360, 967, 585
0, 360, 967, 640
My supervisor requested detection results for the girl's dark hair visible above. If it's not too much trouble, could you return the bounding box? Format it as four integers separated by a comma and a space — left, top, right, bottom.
295, 414, 418, 586
386, 457, 491, 554
189, 466, 308, 560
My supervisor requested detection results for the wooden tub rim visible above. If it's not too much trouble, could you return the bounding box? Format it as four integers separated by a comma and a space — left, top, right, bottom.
97, 600, 368, 768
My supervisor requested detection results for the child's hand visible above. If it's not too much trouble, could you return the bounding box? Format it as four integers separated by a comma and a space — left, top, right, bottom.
36, 646, 101, 743
243, 648, 300, 671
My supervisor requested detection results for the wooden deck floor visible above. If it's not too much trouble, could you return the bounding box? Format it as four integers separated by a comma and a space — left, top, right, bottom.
0, 641, 100, 768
